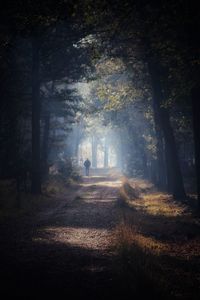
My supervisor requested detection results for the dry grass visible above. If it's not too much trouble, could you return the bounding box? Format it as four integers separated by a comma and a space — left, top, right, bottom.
0, 175, 72, 218
129, 178, 155, 193
114, 177, 200, 299
0, 193, 52, 220
135, 193, 187, 217
112, 222, 167, 299
118, 177, 141, 207
44, 175, 70, 195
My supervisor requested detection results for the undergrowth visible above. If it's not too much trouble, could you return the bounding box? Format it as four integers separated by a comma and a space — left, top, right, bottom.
0, 173, 81, 218
114, 177, 200, 300
112, 222, 168, 299
118, 177, 140, 207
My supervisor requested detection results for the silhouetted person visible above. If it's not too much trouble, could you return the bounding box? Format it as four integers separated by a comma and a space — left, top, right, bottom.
84, 158, 91, 176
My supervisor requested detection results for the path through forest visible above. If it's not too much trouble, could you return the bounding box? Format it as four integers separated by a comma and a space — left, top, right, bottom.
0, 175, 126, 299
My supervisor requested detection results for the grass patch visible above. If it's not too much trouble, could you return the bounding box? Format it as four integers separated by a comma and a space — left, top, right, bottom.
118, 177, 140, 207
112, 222, 167, 299
113, 221, 200, 299
141, 194, 186, 217
0, 174, 80, 219
0, 193, 51, 220
44, 174, 69, 195
114, 178, 200, 299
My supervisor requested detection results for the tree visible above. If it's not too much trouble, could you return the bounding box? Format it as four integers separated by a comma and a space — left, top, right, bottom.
191, 88, 200, 206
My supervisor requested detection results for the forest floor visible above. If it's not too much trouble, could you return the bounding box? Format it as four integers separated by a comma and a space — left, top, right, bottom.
0, 174, 200, 299
0, 175, 125, 299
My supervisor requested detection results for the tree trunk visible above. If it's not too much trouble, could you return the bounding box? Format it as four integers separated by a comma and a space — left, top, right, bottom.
148, 60, 186, 199
161, 100, 186, 199
116, 139, 122, 170
164, 137, 174, 193
191, 87, 200, 207
41, 81, 54, 178
152, 104, 167, 189
104, 137, 109, 168
119, 129, 126, 171
74, 124, 81, 158
31, 36, 41, 194
91, 135, 97, 168
149, 159, 157, 183
141, 151, 148, 179
42, 112, 50, 178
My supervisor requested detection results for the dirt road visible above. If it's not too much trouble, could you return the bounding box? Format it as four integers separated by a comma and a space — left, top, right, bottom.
0, 176, 124, 299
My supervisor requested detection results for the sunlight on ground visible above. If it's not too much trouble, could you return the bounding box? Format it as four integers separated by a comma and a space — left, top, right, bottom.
134, 193, 187, 217
81, 177, 121, 188
117, 177, 200, 261
32, 175, 121, 252
122, 178, 187, 217
33, 227, 111, 250
82, 198, 116, 203
114, 222, 200, 259
114, 223, 167, 254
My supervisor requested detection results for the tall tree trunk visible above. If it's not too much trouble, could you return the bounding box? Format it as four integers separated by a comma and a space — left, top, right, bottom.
104, 137, 109, 168
116, 145, 122, 169
152, 103, 167, 189
191, 87, 200, 207
130, 127, 149, 180
149, 159, 157, 183
141, 150, 148, 179
41, 81, 54, 178
91, 135, 97, 168
118, 129, 126, 171
164, 135, 174, 193
74, 124, 81, 158
148, 60, 186, 199
31, 37, 41, 194
160, 98, 186, 199
42, 112, 50, 178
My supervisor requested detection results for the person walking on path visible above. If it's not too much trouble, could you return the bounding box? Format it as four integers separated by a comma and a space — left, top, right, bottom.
84, 158, 91, 176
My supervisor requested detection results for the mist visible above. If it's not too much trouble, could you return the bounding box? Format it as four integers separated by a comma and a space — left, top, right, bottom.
0, 1, 200, 299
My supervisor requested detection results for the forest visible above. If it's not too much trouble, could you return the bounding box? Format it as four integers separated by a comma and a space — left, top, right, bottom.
0, 1, 200, 299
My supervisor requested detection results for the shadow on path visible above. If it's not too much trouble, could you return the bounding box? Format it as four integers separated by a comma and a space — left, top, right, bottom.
0, 176, 163, 299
